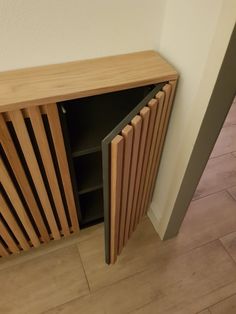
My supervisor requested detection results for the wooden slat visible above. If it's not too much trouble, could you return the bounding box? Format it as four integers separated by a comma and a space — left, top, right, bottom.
0, 158, 40, 247
147, 82, 175, 209
118, 125, 133, 254
0, 242, 9, 257
141, 91, 165, 217
0, 193, 30, 250
8, 110, 60, 240
110, 135, 124, 264
0, 51, 178, 113
43, 103, 79, 233
0, 114, 49, 243
124, 115, 142, 245
135, 98, 158, 226
26, 106, 70, 236
130, 107, 150, 235
0, 220, 19, 253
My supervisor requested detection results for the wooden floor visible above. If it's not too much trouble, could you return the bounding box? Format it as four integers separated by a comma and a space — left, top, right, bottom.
1, 98, 236, 314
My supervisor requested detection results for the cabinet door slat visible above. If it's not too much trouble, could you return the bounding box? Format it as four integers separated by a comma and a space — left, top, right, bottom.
118, 125, 133, 254
124, 115, 142, 245
43, 103, 79, 233
147, 82, 175, 208
132, 107, 150, 231
0, 114, 48, 243
0, 219, 19, 253
0, 193, 30, 250
26, 107, 70, 236
0, 158, 40, 247
136, 98, 158, 226
141, 91, 165, 217
110, 135, 124, 264
0, 242, 9, 257
8, 110, 60, 240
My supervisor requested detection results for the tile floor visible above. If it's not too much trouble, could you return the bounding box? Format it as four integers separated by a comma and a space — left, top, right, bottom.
1, 98, 236, 314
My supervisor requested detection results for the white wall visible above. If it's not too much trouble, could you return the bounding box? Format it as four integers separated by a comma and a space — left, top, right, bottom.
0, 0, 165, 71
149, 0, 236, 237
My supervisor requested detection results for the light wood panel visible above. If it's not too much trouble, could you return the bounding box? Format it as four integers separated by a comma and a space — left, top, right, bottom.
109, 82, 176, 262
0, 51, 178, 113
0, 157, 40, 247
0, 193, 30, 250
110, 135, 124, 264
147, 81, 176, 207
26, 106, 70, 237
124, 116, 142, 245
135, 98, 158, 226
141, 91, 165, 216
0, 220, 19, 254
43, 103, 79, 233
0, 104, 79, 257
118, 125, 133, 254
0, 114, 49, 243
0, 242, 9, 257
132, 107, 151, 230
8, 109, 61, 240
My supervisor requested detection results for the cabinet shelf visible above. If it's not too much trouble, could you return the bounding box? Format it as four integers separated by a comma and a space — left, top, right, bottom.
74, 152, 103, 195
79, 189, 104, 227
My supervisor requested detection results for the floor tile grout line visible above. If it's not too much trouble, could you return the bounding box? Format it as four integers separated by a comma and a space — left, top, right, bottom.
76, 244, 91, 292
41, 293, 90, 314
225, 189, 236, 201
209, 151, 234, 160
192, 185, 236, 202
219, 238, 236, 267
206, 288, 236, 313
0, 235, 83, 273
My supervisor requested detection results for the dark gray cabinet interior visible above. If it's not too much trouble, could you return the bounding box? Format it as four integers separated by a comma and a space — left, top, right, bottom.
58, 85, 155, 229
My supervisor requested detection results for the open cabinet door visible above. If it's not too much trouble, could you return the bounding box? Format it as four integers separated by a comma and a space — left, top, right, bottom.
102, 81, 177, 264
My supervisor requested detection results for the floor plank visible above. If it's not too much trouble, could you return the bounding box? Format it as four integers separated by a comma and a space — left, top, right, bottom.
0, 245, 89, 314
46, 241, 236, 314
220, 231, 236, 262
78, 191, 236, 291
211, 125, 236, 158
197, 310, 211, 314
193, 154, 236, 199
209, 294, 236, 314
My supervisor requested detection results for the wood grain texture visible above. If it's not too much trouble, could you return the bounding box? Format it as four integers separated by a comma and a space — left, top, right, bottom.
110, 135, 124, 264
0, 114, 49, 243
43, 103, 79, 233
0, 242, 9, 257
0, 158, 40, 247
0, 51, 178, 113
0, 219, 19, 253
124, 115, 142, 245
141, 91, 165, 216
130, 107, 150, 233
0, 193, 30, 250
136, 98, 158, 225
8, 109, 59, 241
118, 125, 133, 254
147, 82, 175, 208
26, 106, 70, 236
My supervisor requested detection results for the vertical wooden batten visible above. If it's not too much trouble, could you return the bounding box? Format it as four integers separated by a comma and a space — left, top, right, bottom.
0, 103, 80, 257
26, 106, 70, 237
43, 103, 79, 233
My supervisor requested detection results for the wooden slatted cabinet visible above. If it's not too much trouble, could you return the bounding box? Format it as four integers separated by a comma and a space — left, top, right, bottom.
0, 51, 178, 263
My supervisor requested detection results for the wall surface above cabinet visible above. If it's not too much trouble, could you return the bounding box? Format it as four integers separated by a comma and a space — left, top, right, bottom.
0, 50, 178, 113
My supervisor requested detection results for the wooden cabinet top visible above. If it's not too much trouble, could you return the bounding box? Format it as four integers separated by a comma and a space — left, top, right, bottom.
0, 50, 178, 113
